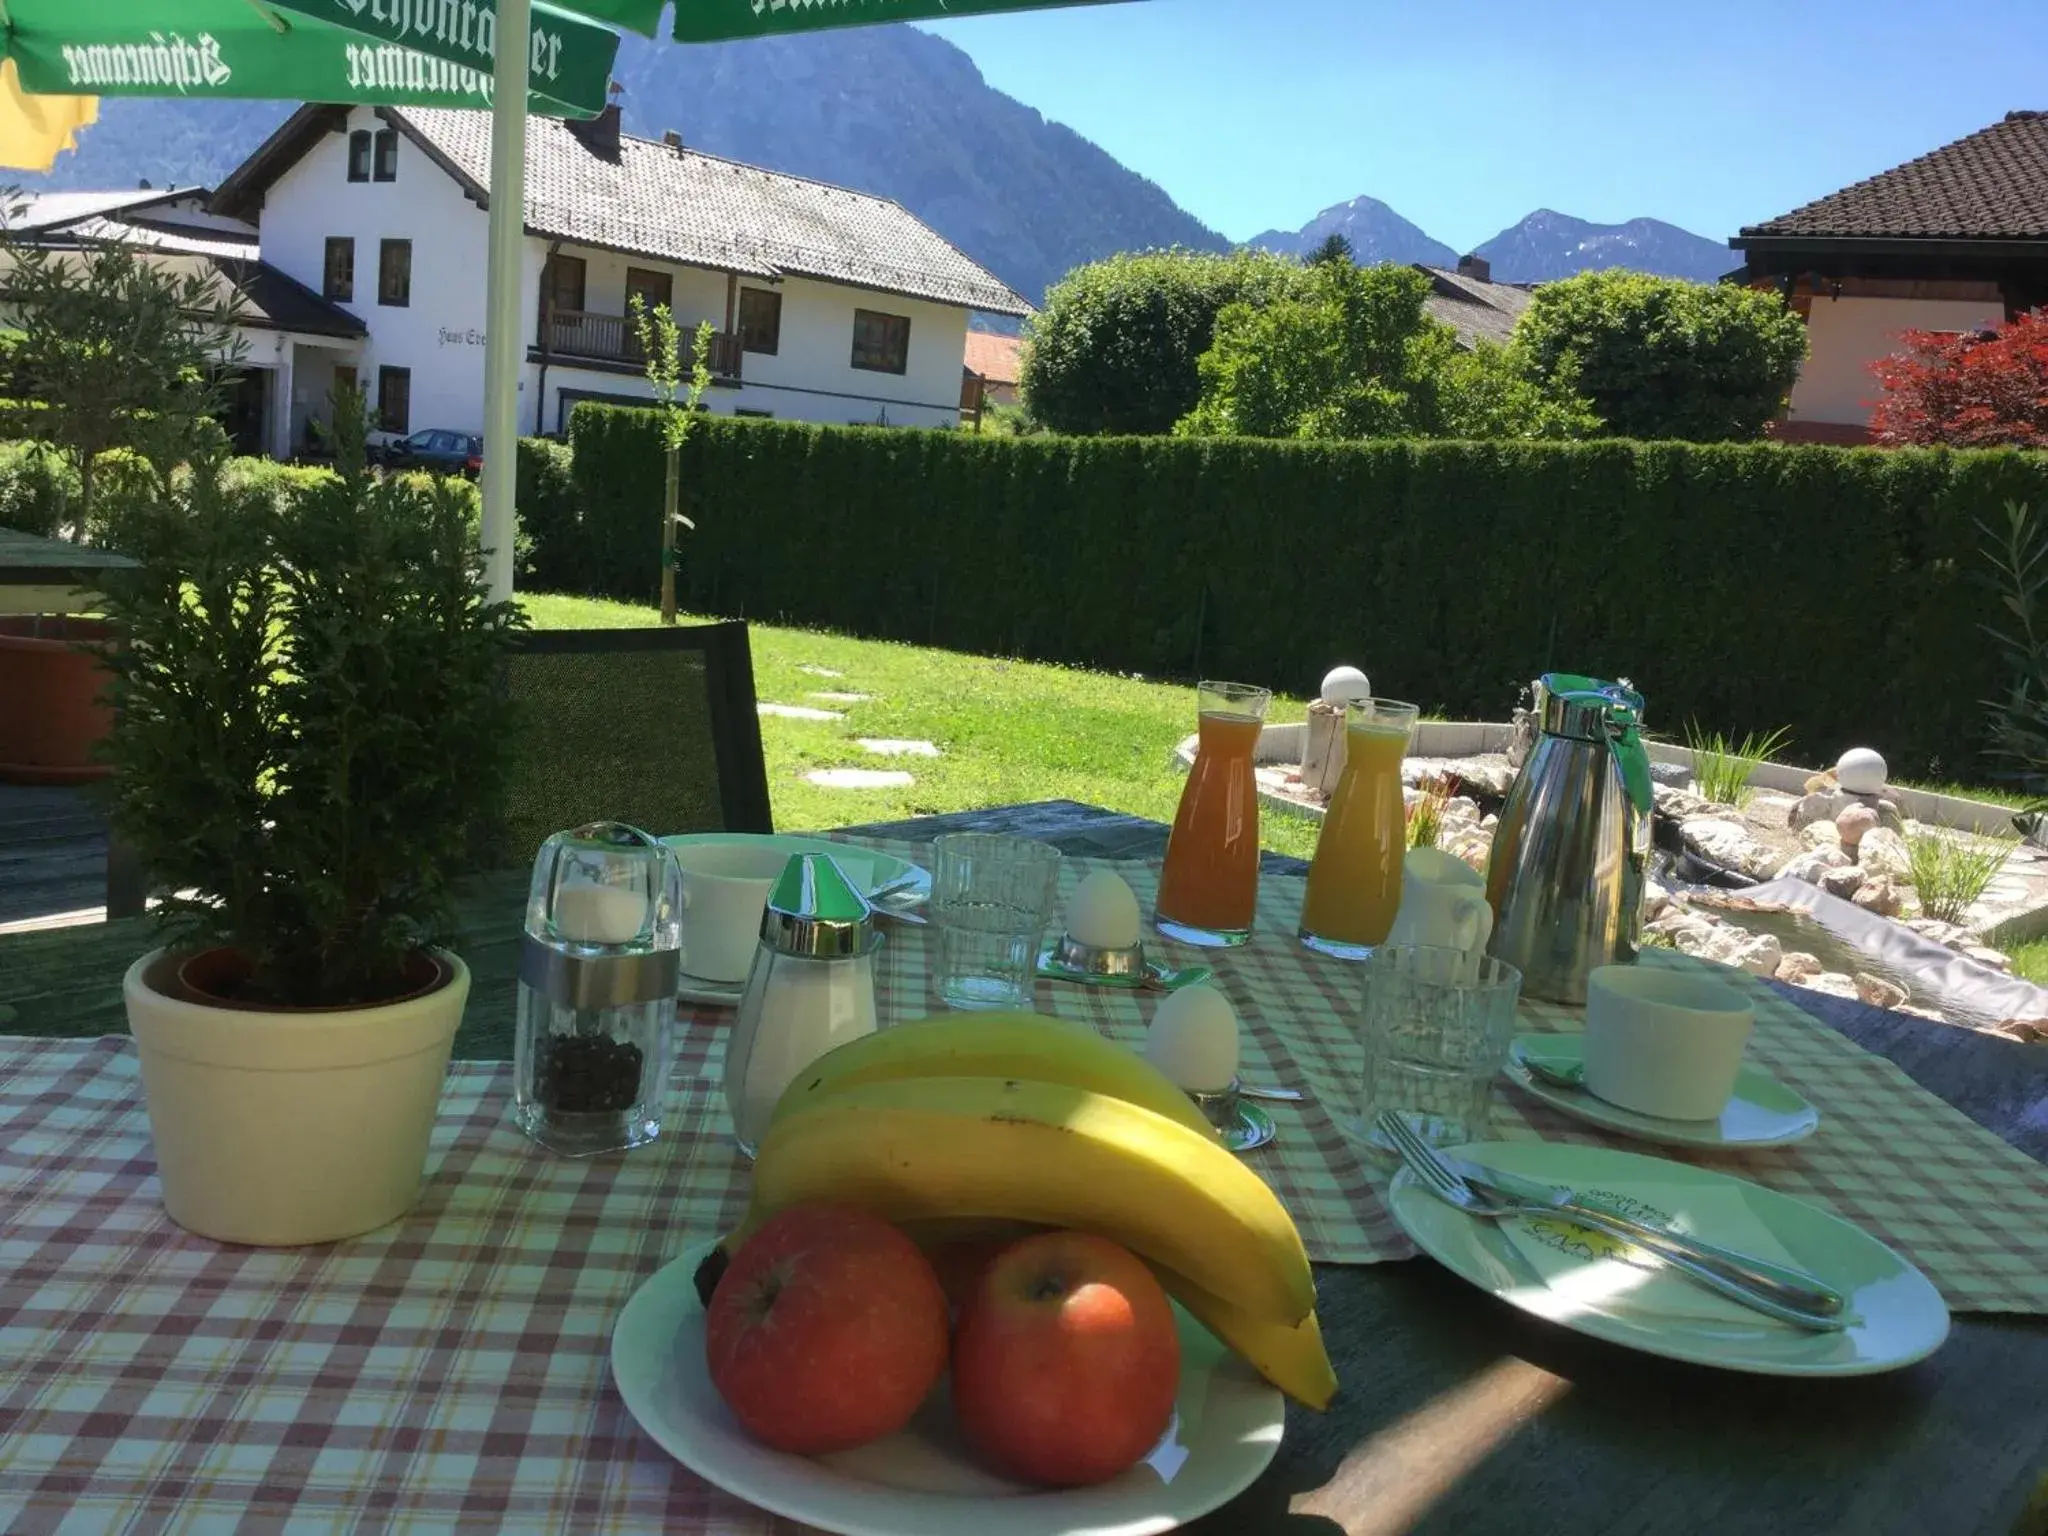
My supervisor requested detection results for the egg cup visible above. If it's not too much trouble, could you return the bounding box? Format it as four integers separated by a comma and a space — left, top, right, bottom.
1037, 933, 1214, 992
1187, 1078, 1278, 1154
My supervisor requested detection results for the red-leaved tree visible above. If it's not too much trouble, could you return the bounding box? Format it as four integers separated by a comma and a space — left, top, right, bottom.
1868, 308, 2048, 447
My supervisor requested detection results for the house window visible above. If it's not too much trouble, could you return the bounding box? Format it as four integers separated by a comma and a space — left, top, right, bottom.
323, 237, 354, 302
850, 308, 909, 374
347, 130, 371, 182
625, 266, 672, 316
372, 128, 399, 182
377, 366, 411, 435
378, 239, 411, 307
543, 252, 587, 317
738, 287, 781, 355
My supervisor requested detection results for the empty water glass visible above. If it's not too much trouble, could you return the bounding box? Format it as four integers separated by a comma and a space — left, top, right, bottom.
1356, 944, 1522, 1151
930, 834, 1062, 1010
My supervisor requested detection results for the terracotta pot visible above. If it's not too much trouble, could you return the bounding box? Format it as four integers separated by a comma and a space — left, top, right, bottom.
0, 616, 116, 784
123, 947, 469, 1246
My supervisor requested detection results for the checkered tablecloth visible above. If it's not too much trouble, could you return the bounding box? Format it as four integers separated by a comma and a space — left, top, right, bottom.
4, 842, 2047, 1532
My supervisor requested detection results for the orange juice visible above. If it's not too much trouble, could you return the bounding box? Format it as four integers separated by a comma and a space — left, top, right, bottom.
1299, 702, 1418, 956
1156, 688, 1269, 945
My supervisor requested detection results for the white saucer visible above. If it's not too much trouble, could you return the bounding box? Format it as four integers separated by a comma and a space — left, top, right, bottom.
610, 1244, 1285, 1536
1506, 1033, 1820, 1149
677, 973, 747, 1008
1388, 1140, 1948, 1376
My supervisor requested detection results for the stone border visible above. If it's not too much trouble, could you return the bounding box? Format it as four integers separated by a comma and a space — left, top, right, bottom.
1178, 722, 2026, 841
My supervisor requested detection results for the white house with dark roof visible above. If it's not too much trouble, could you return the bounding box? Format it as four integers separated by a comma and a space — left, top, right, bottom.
209, 102, 1033, 449
2, 186, 368, 458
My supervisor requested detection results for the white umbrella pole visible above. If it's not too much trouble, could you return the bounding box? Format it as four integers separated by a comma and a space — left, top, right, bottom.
479, 0, 531, 606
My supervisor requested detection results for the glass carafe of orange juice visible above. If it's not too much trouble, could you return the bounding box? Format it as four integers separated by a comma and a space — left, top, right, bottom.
1298, 698, 1420, 958
1155, 681, 1271, 947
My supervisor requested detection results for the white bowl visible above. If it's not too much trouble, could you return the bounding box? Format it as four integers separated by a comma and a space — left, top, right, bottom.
1582, 965, 1755, 1122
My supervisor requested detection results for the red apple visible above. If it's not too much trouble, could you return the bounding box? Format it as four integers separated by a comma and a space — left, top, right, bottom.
952, 1230, 1181, 1486
705, 1204, 949, 1455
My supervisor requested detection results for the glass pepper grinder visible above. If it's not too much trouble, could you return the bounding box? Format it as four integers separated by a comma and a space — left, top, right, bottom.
513, 821, 683, 1156
722, 852, 881, 1157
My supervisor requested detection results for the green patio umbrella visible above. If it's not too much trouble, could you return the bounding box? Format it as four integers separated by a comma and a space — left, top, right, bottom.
2, 0, 623, 117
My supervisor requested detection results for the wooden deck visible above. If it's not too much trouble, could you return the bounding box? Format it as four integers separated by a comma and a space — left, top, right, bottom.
0, 784, 109, 928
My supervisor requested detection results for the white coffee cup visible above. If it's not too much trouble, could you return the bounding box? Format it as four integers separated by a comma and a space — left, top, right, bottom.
672, 842, 793, 983
1386, 846, 1494, 971
1583, 964, 1756, 1121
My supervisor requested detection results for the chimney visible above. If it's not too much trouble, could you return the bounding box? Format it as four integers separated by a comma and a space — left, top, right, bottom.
569, 84, 623, 157
1457, 253, 1491, 283
662, 129, 683, 151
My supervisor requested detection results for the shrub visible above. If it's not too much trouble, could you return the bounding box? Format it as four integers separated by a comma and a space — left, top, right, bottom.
1685, 724, 1794, 808
97, 432, 524, 1008
1512, 271, 1809, 441
517, 436, 579, 587
0, 440, 75, 536
561, 409, 2048, 774
1905, 829, 2015, 924
1871, 310, 2048, 447
1020, 249, 1308, 436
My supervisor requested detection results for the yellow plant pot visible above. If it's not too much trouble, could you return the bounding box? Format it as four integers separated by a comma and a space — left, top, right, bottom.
122, 948, 468, 1246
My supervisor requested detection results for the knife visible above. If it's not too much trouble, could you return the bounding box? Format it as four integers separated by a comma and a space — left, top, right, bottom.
1437, 1151, 1849, 1317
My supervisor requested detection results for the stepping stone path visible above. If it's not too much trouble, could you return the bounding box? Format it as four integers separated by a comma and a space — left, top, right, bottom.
810, 692, 872, 704
796, 665, 844, 678
806, 768, 915, 790
758, 702, 843, 721
858, 738, 940, 758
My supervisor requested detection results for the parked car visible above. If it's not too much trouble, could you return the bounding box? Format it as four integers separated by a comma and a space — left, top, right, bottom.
377, 429, 483, 478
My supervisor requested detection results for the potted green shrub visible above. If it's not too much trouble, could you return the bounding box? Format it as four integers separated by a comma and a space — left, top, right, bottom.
97, 412, 523, 1246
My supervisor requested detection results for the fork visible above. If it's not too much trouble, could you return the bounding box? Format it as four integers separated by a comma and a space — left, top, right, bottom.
1376, 1112, 1851, 1333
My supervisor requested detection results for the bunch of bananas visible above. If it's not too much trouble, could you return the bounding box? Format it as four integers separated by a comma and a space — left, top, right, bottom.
723, 1012, 1337, 1410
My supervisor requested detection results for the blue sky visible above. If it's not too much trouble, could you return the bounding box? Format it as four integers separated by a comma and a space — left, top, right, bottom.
923, 0, 2048, 251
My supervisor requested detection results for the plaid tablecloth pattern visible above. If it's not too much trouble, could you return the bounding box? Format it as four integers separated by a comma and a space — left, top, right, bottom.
3, 841, 2047, 1531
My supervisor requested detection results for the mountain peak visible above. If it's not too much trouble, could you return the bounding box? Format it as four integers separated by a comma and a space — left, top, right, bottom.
1475, 208, 1730, 282
1251, 195, 1455, 268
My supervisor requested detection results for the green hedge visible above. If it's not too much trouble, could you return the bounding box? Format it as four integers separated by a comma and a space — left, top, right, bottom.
559, 405, 2048, 776
0, 440, 73, 536
516, 437, 579, 588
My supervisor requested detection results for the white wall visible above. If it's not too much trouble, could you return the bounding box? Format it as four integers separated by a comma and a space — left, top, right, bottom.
259, 106, 500, 442
1788, 294, 2009, 426
261, 119, 972, 441
536, 270, 968, 434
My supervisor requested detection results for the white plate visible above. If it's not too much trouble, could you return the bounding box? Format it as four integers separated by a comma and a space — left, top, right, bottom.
1387, 1140, 1949, 1376
1505, 1034, 1821, 1149
611, 1245, 1285, 1536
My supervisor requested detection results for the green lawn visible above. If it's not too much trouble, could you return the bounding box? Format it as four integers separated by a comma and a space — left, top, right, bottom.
522, 594, 1321, 859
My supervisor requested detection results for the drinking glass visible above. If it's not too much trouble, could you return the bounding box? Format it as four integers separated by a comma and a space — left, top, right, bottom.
1155, 681, 1272, 947
931, 834, 1063, 1010
1355, 944, 1522, 1150
1299, 697, 1420, 959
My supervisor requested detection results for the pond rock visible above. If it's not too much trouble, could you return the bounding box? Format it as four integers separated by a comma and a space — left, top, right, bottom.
1854, 972, 1909, 1010
1776, 847, 1849, 884
1819, 863, 1868, 900
1776, 951, 1823, 982
1682, 817, 1783, 880
1852, 873, 1904, 918
1857, 827, 1913, 881
1802, 971, 1862, 1000
1788, 788, 1905, 834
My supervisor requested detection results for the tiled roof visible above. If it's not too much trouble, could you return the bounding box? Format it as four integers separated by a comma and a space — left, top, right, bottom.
963, 330, 1022, 385
1740, 111, 2048, 242
7, 187, 199, 233
1417, 266, 1535, 348
394, 108, 1032, 317
213, 259, 367, 340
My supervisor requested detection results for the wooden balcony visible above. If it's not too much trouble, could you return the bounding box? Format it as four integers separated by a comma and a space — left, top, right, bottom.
537, 308, 742, 381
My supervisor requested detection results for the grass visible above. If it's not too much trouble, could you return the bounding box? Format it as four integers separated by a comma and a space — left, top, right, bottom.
521, 594, 1321, 859
1891, 777, 2039, 812
1904, 828, 2017, 924
2006, 938, 2048, 986
1684, 723, 1793, 808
